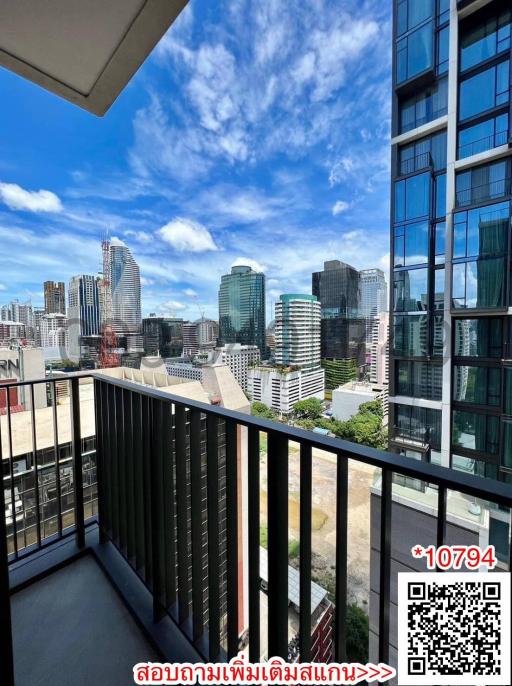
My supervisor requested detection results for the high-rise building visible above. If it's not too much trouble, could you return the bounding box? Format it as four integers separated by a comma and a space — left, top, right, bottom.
183, 322, 199, 357
196, 318, 219, 350
389, 0, 512, 483
68, 275, 101, 360
44, 281, 66, 315
40, 313, 68, 348
359, 268, 388, 344
109, 238, 141, 335
143, 316, 184, 358
218, 265, 266, 356
213, 344, 260, 391
1, 299, 35, 341
312, 260, 366, 389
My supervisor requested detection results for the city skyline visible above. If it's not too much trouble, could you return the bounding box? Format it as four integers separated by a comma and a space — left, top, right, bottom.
0, 0, 391, 322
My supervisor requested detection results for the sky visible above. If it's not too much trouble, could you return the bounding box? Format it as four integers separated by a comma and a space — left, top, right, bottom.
0, 0, 392, 323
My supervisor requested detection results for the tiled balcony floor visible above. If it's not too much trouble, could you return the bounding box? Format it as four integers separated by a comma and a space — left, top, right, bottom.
11, 555, 159, 686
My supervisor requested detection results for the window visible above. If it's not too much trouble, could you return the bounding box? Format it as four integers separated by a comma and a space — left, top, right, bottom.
435, 173, 446, 218
394, 268, 429, 311
437, 26, 449, 74
502, 421, 512, 468
434, 221, 445, 263
452, 454, 499, 480
456, 160, 509, 207
505, 368, 512, 416
394, 404, 441, 449
395, 172, 430, 222
398, 130, 447, 176
458, 112, 509, 159
452, 259, 506, 309
460, 8, 511, 71
454, 318, 503, 358
432, 313, 444, 357
397, 360, 442, 399
453, 365, 501, 406
437, 0, 449, 26
399, 78, 448, 133
397, 0, 433, 36
453, 201, 509, 258
393, 314, 428, 356
459, 60, 510, 121
397, 22, 434, 84
452, 410, 499, 454
434, 268, 444, 309
394, 221, 429, 267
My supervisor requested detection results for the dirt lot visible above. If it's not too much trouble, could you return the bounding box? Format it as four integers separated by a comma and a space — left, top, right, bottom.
259, 439, 377, 610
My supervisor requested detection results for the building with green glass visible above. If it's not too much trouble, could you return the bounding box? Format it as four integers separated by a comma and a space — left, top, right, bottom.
218, 265, 266, 357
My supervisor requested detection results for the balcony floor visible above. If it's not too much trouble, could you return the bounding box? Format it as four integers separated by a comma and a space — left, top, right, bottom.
11, 555, 159, 686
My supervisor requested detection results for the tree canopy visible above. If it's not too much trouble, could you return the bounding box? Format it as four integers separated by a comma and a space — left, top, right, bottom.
251, 401, 277, 420
292, 397, 323, 420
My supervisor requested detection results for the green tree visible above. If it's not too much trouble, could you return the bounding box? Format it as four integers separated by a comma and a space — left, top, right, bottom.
358, 399, 383, 418
251, 401, 277, 420
293, 397, 323, 420
346, 604, 369, 663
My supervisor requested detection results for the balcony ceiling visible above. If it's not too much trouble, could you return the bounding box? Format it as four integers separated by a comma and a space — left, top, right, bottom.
0, 0, 188, 115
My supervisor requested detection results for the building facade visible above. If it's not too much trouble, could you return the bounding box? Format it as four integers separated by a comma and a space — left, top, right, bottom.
218, 265, 266, 357
40, 313, 68, 348
389, 0, 512, 487
370, 312, 390, 386
274, 294, 321, 369
109, 238, 141, 335
68, 275, 101, 361
143, 316, 184, 358
213, 344, 260, 391
359, 268, 388, 343
248, 366, 325, 415
43, 281, 66, 315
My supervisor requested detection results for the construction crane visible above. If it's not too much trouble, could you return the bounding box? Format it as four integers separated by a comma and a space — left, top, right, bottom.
99, 234, 120, 368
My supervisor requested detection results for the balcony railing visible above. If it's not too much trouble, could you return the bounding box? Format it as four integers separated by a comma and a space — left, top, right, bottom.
458, 130, 509, 160
398, 151, 433, 177
2, 372, 512, 685
455, 178, 512, 207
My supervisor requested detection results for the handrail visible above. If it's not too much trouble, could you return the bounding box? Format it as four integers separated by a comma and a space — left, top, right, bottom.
458, 130, 509, 159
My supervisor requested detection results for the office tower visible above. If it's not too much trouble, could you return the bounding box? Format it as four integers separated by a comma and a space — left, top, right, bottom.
143, 316, 184, 358
248, 295, 324, 414
40, 313, 68, 348
44, 281, 66, 315
389, 0, 512, 484
218, 265, 266, 357
359, 268, 388, 344
312, 260, 366, 388
109, 238, 141, 335
183, 322, 199, 357
67, 275, 101, 361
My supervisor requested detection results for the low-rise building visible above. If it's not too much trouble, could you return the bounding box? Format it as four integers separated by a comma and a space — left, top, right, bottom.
40, 313, 68, 349
332, 380, 388, 422
248, 366, 325, 415
212, 344, 260, 391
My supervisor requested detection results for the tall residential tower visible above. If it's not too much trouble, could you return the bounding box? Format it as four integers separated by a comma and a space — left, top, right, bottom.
109, 238, 142, 335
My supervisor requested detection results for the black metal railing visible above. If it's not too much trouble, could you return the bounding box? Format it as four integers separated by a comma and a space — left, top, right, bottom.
458, 130, 509, 160
398, 151, 433, 176
455, 177, 512, 207
2, 371, 512, 685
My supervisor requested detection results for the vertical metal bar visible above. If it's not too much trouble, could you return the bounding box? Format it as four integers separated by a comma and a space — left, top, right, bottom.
0, 401, 15, 686
206, 414, 220, 661
226, 420, 239, 658
52, 381, 63, 537
70, 377, 85, 549
115, 386, 127, 554
335, 455, 348, 662
132, 391, 145, 570
150, 398, 165, 622
175, 404, 190, 625
248, 426, 260, 662
299, 442, 312, 662
109, 383, 119, 545
378, 469, 392, 664
30, 384, 42, 547
436, 485, 447, 549
141, 394, 153, 586
189, 409, 204, 642
161, 401, 176, 611
6, 388, 18, 557
125, 390, 136, 563
267, 430, 288, 659
93, 380, 107, 544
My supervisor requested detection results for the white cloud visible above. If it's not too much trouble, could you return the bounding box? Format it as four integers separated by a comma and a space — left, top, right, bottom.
0, 182, 63, 213
0, 283, 6, 291
140, 277, 155, 287
160, 299, 187, 313
332, 200, 350, 215
183, 288, 198, 297
124, 230, 152, 243
157, 217, 218, 252
231, 257, 266, 273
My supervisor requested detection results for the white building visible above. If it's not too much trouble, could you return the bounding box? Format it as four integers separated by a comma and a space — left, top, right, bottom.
370, 312, 389, 386
274, 294, 321, 369
248, 366, 325, 415
332, 380, 388, 422
197, 318, 219, 349
165, 360, 204, 382
359, 268, 388, 345
1, 300, 35, 340
110, 237, 141, 335
213, 344, 260, 391
0, 321, 26, 342
40, 313, 68, 348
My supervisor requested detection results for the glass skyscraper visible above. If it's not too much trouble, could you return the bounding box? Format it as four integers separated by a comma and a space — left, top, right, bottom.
110, 238, 142, 335
389, 0, 512, 484
218, 265, 266, 356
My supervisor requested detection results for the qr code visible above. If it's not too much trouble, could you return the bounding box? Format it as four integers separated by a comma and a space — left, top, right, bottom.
397, 572, 511, 685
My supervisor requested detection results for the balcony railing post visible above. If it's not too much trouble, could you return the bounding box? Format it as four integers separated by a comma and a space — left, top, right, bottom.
378, 469, 392, 663
94, 380, 107, 544
70, 377, 85, 549
0, 409, 15, 686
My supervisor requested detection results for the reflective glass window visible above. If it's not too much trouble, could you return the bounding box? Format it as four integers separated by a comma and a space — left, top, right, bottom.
454, 318, 503, 358
458, 113, 509, 159
394, 221, 429, 267
452, 258, 506, 309
452, 410, 499, 454
393, 314, 428, 356
453, 365, 501, 406
435, 221, 445, 263
395, 172, 431, 222
453, 202, 509, 259
459, 60, 510, 121
399, 78, 448, 132
437, 26, 449, 74
397, 22, 434, 84
397, 0, 433, 36
397, 360, 442, 399
394, 268, 429, 312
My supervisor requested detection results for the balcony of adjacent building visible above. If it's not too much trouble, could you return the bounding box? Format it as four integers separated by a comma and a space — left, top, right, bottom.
1, 372, 512, 685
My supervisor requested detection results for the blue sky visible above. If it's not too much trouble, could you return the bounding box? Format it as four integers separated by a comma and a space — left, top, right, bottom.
0, 0, 392, 322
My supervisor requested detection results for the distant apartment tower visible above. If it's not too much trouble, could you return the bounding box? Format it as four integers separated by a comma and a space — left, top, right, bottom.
1, 300, 35, 341
214, 344, 260, 391
41, 313, 68, 348
197, 318, 219, 350
109, 238, 141, 334
359, 268, 387, 343
183, 322, 199, 357
68, 275, 101, 360
312, 261, 366, 389
370, 312, 389, 387
44, 281, 66, 315
218, 265, 266, 357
